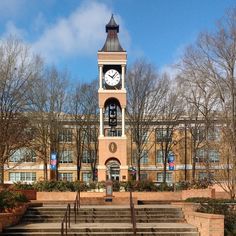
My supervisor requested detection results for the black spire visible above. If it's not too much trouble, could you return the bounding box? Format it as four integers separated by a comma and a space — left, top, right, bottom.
101, 14, 124, 52
106, 14, 119, 32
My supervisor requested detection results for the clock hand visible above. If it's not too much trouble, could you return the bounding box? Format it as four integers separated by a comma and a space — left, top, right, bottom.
111, 72, 118, 78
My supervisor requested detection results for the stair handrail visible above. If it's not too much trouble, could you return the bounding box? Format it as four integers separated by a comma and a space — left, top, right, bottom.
74, 190, 80, 224
61, 190, 80, 235
129, 189, 137, 235
61, 203, 71, 236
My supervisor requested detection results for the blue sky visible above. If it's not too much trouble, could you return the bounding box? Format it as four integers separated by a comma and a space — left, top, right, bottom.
0, 0, 235, 83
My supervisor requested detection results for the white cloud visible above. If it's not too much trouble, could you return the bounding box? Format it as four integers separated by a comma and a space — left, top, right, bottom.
32, 12, 47, 33
160, 64, 180, 80
3, 21, 27, 39
31, 1, 131, 62
159, 43, 187, 79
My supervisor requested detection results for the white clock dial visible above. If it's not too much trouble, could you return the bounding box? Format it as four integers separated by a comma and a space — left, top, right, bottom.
104, 69, 121, 87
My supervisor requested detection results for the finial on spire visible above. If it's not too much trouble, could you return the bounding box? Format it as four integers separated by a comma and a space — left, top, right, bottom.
106, 14, 119, 33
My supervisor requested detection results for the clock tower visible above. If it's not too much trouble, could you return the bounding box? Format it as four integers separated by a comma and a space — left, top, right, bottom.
97, 15, 128, 181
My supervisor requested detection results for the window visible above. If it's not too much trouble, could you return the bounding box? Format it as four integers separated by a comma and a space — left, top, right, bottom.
208, 127, 220, 141
156, 128, 172, 142
140, 150, 148, 164
195, 126, 220, 141
196, 127, 205, 141
156, 150, 163, 163
196, 149, 205, 162
157, 172, 173, 183
131, 129, 148, 143
82, 172, 91, 182
81, 130, 89, 143
196, 149, 220, 163
59, 129, 72, 143
10, 148, 36, 163
140, 173, 148, 180
59, 150, 73, 163
141, 131, 148, 142
9, 172, 36, 182
107, 129, 122, 137
82, 128, 98, 142
82, 150, 95, 163
198, 172, 207, 180
198, 172, 214, 180
59, 173, 73, 182
209, 150, 220, 162
89, 128, 98, 142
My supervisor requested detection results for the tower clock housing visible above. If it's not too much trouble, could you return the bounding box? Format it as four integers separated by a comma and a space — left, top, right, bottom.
97, 15, 128, 181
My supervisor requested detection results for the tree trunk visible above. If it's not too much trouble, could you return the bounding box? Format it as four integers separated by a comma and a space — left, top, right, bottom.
192, 152, 196, 182
44, 161, 48, 180
77, 156, 81, 181
136, 156, 140, 181
0, 163, 4, 185
163, 153, 167, 184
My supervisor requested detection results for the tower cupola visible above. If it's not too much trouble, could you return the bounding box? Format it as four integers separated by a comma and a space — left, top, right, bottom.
101, 14, 124, 52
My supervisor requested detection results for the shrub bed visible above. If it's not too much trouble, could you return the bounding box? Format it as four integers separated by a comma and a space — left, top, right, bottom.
10, 180, 174, 192
0, 190, 28, 213
10, 179, 213, 192
174, 179, 213, 191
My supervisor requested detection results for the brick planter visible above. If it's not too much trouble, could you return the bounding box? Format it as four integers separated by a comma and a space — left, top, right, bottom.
0, 204, 28, 232
182, 188, 215, 200
184, 211, 224, 236
14, 189, 37, 200
171, 202, 224, 236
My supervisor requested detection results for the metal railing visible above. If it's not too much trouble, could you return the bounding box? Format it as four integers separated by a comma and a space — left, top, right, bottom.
61, 191, 80, 236
129, 190, 137, 235
61, 204, 71, 236
74, 190, 80, 223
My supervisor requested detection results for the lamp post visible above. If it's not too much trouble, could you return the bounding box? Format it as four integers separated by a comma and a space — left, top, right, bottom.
184, 119, 187, 181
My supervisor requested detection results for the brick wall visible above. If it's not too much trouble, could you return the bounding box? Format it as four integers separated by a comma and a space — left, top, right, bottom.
184, 211, 224, 236
15, 190, 37, 200
37, 191, 182, 202
37, 189, 216, 202
182, 188, 215, 200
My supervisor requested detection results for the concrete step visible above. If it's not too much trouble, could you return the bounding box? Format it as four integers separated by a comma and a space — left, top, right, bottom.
1, 233, 200, 236
75, 212, 181, 217
3, 223, 199, 235
138, 200, 183, 205
21, 206, 185, 225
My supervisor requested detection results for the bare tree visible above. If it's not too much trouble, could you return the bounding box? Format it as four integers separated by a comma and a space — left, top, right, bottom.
126, 59, 167, 180
157, 73, 183, 184
178, 8, 236, 198
70, 80, 99, 181
177, 71, 218, 182
0, 37, 39, 184
29, 66, 68, 180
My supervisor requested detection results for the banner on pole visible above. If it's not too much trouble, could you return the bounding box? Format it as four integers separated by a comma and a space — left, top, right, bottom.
50, 152, 57, 170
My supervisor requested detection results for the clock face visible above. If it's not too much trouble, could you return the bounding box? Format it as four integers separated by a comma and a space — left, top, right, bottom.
104, 69, 121, 87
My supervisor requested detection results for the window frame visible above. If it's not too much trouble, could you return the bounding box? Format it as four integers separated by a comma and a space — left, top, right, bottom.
9, 172, 36, 182
59, 149, 73, 163
59, 129, 73, 143
59, 172, 73, 182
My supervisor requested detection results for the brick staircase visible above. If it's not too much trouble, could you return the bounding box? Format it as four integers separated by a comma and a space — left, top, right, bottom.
2, 204, 199, 235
